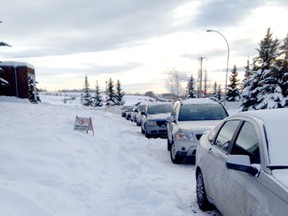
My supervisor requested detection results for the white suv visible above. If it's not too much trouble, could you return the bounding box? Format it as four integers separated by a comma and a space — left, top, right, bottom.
167, 98, 228, 164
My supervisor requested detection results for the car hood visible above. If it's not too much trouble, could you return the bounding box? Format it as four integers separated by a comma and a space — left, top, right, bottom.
177, 120, 221, 132
272, 170, 288, 190
147, 113, 171, 120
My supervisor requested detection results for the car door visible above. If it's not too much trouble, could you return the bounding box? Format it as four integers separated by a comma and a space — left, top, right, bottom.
167, 102, 179, 143
203, 120, 241, 213
223, 120, 263, 216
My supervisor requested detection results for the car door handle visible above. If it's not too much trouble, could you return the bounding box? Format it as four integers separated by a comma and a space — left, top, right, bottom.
208, 148, 212, 153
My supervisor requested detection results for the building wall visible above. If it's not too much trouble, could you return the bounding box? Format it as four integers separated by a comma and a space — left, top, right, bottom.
0, 62, 35, 99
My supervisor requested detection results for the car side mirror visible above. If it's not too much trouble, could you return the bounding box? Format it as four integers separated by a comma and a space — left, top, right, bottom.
226, 155, 259, 176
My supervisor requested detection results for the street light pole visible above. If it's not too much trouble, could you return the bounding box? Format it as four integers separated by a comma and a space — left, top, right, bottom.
206, 29, 230, 105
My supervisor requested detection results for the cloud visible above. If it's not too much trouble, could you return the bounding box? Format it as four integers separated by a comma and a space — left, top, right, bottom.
1, 0, 288, 93
2, 0, 191, 57
194, 0, 264, 28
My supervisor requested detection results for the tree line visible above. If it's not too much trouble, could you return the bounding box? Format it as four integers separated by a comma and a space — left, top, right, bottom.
175, 28, 288, 111
82, 76, 125, 107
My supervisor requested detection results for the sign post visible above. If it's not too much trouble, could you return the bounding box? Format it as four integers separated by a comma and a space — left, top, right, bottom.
73, 116, 94, 135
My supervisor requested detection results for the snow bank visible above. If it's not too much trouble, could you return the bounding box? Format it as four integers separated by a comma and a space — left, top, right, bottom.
0, 95, 218, 215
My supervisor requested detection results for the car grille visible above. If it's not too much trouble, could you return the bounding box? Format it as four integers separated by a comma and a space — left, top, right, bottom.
156, 120, 167, 127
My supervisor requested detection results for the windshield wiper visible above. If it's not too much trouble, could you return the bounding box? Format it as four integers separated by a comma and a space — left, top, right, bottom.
267, 166, 288, 170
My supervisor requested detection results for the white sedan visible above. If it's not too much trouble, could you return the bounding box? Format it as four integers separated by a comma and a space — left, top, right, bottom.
195, 108, 288, 216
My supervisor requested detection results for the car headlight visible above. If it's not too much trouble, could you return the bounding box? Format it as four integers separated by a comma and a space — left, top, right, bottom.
176, 132, 195, 142
147, 120, 157, 126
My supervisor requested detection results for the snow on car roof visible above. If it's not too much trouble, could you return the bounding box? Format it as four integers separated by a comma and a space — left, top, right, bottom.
234, 108, 288, 165
147, 101, 172, 106
181, 98, 220, 105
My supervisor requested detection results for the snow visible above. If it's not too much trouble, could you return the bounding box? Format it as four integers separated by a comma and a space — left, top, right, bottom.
0, 61, 35, 69
0, 95, 221, 216
0, 77, 9, 85
181, 98, 219, 105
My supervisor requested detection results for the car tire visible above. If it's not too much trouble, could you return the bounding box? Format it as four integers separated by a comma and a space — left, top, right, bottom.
167, 138, 172, 151
170, 143, 183, 164
196, 171, 214, 211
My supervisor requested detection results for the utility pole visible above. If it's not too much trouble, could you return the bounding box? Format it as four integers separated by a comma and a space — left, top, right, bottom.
198, 56, 205, 98
203, 69, 208, 97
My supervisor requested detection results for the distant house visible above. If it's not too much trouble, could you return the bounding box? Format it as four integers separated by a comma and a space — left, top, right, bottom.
0, 61, 37, 100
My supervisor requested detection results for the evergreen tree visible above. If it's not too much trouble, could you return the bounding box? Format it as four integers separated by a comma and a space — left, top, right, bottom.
242, 59, 254, 83
107, 77, 116, 105
226, 65, 240, 101
0, 38, 11, 88
278, 33, 288, 106
254, 28, 282, 109
115, 79, 125, 105
187, 75, 197, 98
241, 58, 257, 111
256, 28, 279, 69
241, 28, 282, 110
28, 76, 40, 103
93, 81, 102, 107
83, 75, 92, 106
0, 41, 11, 47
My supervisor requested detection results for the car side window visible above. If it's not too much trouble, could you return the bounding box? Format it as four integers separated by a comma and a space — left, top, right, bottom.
214, 120, 241, 152
232, 122, 260, 164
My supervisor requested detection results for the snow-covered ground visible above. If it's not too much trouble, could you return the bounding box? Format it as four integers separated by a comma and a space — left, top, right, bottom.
0, 94, 233, 216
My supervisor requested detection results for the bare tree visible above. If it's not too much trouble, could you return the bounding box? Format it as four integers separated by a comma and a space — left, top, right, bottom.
165, 69, 185, 97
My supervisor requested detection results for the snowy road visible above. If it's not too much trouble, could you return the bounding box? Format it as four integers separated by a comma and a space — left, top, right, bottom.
0, 96, 221, 215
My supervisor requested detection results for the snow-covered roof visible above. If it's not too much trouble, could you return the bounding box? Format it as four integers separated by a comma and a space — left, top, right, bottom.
0, 61, 34, 69
181, 98, 220, 105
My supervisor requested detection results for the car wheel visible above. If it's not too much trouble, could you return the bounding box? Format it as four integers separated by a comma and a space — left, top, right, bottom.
196, 171, 213, 211
170, 143, 183, 164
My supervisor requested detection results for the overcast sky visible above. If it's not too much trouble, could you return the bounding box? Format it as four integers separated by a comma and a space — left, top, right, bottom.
1, 0, 288, 93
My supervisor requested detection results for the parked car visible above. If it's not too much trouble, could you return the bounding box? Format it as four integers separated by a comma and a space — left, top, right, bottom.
167, 98, 228, 164
141, 102, 172, 138
195, 108, 288, 216
124, 106, 134, 120
134, 102, 148, 126
128, 102, 140, 122
121, 105, 131, 117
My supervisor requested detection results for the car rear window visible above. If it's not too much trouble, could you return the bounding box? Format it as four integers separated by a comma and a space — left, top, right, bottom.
178, 104, 228, 121
147, 104, 172, 114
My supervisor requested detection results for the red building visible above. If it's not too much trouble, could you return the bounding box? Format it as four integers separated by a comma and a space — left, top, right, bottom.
0, 61, 37, 100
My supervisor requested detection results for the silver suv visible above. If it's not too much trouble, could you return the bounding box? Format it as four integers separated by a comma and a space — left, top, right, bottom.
134, 102, 148, 126
141, 102, 172, 138
167, 98, 228, 164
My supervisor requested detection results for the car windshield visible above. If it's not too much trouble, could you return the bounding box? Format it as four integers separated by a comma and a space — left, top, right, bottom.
178, 104, 228, 121
147, 104, 172, 114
